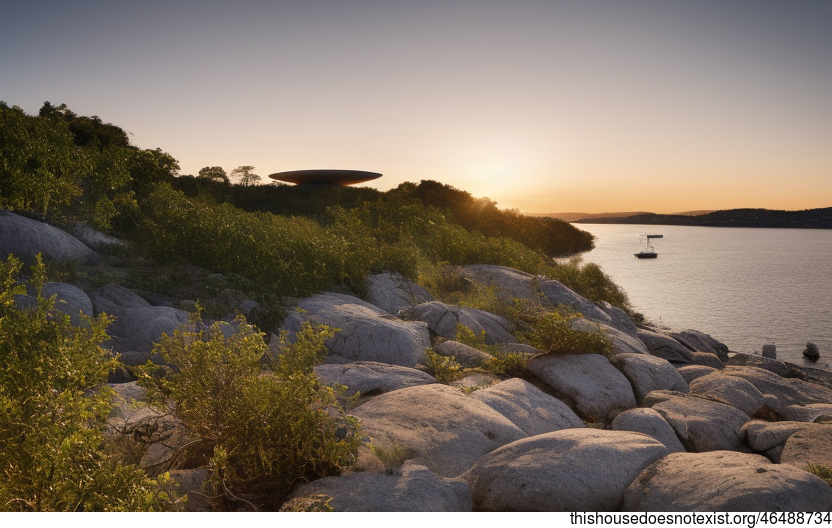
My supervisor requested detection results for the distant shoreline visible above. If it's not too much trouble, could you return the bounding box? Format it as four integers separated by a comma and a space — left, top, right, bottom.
566, 207, 832, 229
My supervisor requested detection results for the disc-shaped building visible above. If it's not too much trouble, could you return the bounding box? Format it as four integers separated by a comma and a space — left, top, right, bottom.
269, 169, 381, 186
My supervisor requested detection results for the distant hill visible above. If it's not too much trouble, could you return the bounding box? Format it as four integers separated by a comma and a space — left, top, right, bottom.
574, 208, 832, 229
534, 210, 716, 222
533, 212, 651, 222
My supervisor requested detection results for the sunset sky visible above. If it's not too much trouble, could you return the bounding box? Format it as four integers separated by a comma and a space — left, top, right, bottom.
2, 0, 830, 213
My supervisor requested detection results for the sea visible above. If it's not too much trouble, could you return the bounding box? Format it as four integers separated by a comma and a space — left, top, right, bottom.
572, 224, 832, 370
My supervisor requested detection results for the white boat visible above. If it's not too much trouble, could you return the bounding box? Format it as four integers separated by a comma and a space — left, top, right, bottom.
635, 235, 660, 258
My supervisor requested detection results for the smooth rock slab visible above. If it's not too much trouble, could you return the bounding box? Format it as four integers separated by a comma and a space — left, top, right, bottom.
289, 462, 472, 512
281, 292, 431, 368
724, 366, 832, 420
689, 372, 766, 417
612, 408, 686, 453
676, 365, 718, 384
689, 352, 725, 369
780, 426, 832, 469
741, 420, 818, 453
404, 301, 516, 345
463, 429, 668, 511
352, 384, 526, 477
726, 353, 790, 377
599, 301, 639, 337
636, 328, 693, 364
572, 318, 649, 356
670, 329, 729, 361
90, 283, 151, 316
470, 378, 584, 436
314, 361, 436, 399
649, 393, 750, 452
623, 451, 832, 511
528, 353, 637, 422
0, 210, 102, 265
457, 265, 613, 325
42, 282, 93, 326
364, 272, 434, 316
611, 353, 688, 404
434, 340, 493, 369
106, 306, 191, 363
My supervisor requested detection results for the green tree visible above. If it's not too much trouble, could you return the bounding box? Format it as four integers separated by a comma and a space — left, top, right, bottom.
0, 255, 177, 511
0, 102, 86, 219
197, 166, 229, 184
231, 165, 261, 186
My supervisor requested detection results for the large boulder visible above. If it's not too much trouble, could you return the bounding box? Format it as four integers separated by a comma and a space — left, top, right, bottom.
71, 222, 127, 249
688, 352, 725, 369
611, 408, 686, 453
434, 340, 493, 369
670, 329, 729, 361
288, 462, 472, 512
364, 272, 434, 316
458, 265, 612, 325
780, 426, 832, 469
726, 353, 790, 377
723, 366, 832, 421
41, 282, 93, 326
611, 353, 688, 404
527, 353, 637, 423
463, 429, 668, 511
741, 420, 819, 454
351, 384, 526, 478
314, 361, 436, 400
106, 306, 191, 365
688, 372, 766, 417
403, 301, 516, 344
280, 293, 431, 368
571, 318, 650, 356
470, 378, 584, 436
90, 283, 151, 315
0, 210, 102, 265
786, 364, 832, 392
676, 365, 718, 384
636, 328, 693, 364
623, 451, 832, 511
648, 392, 750, 452
598, 301, 639, 337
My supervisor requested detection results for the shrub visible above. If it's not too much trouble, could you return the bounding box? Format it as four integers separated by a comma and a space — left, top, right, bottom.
0, 255, 177, 511
141, 316, 362, 510
521, 309, 615, 358
424, 348, 464, 384
806, 463, 832, 488
483, 352, 529, 378
548, 257, 631, 311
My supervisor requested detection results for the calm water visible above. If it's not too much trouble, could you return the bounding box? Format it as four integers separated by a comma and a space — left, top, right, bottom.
574, 224, 832, 370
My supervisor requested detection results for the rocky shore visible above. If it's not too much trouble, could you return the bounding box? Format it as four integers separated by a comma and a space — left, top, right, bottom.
3, 210, 832, 512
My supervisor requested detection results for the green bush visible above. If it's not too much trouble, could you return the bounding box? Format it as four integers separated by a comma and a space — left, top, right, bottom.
0, 255, 177, 511
424, 348, 464, 384
141, 316, 362, 510
521, 309, 615, 358
806, 463, 832, 488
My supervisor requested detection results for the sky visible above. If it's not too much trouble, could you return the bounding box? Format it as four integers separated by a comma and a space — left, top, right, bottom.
2, 0, 830, 214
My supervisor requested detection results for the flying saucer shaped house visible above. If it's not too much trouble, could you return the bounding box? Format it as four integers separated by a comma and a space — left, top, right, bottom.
269, 169, 382, 186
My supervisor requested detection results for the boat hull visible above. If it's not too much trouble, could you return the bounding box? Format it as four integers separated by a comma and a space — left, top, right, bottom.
635, 252, 658, 259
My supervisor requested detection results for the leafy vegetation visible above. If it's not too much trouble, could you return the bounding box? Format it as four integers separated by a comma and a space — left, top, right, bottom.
424, 348, 465, 383
0, 102, 178, 230
521, 310, 615, 358
0, 256, 178, 511
806, 463, 832, 488
0, 101, 634, 510
140, 317, 362, 510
